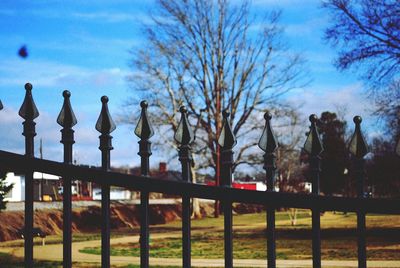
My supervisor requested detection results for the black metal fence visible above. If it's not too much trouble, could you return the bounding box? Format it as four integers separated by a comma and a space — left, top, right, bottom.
0, 83, 399, 268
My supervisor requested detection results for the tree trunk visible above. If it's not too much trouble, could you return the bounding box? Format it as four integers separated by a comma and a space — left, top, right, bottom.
287, 208, 298, 226
214, 81, 222, 218
191, 167, 202, 219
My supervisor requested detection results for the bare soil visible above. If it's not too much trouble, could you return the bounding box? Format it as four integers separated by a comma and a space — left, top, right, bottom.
0, 202, 266, 242
0, 204, 182, 242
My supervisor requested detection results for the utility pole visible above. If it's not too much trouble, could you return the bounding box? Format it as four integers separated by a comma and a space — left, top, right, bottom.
40, 138, 43, 201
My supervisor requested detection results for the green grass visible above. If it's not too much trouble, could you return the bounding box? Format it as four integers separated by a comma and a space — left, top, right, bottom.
0, 232, 126, 248
79, 211, 400, 260
0, 252, 63, 268
160, 209, 311, 231
80, 229, 400, 260
2, 211, 399, 266
0, 252, 182, 268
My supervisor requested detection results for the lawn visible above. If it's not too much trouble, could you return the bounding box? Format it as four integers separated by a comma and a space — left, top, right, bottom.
0, 252, 184, 268
0, 252, 63, 268
1, 210, 398, 267
79, 211, 400, 260
0, 233, 122, 248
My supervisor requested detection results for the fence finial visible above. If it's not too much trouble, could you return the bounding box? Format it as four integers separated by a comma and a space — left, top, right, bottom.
349, 116, 368, 158
218, 109, 237, 149
304, 114, 323, 155
304, 114, 323, 267
258, 112, 278, 153
349, 116, 368, 266
96, 96, 114, 267
175, 106, 194, 145
19, 83, 39, 120
135, 100, 153, 267
218, 109, 236, 267
174, 105, 194, 267
58, 90, 76, 267
0, 99, 3, 110
135, 100, 154, 139
57, 90, 77, 128
96, 96, 116, 134
259, 111, 278, 267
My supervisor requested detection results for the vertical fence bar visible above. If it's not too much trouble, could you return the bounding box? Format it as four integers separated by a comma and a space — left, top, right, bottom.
57, 90, 77, 268
349, 116, 368, 268
174, 106, 195, 268
18, 83, 39, 268
258, 112, 278, 268
304, 114, 323, 268
181, 186, 191, 268
218, 110, 236, 268
140, 188, 150, 268
134, 101, 154, 268
95, 96, 116, 268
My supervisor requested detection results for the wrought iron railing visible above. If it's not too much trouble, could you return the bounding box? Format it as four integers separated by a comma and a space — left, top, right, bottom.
0, 83, 399, 268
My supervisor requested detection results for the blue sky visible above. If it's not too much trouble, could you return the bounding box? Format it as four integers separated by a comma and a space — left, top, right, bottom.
0, 0, 375, 168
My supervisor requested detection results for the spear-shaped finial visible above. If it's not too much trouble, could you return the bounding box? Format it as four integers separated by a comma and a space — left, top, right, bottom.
96, 96, 115, 267
174, 105, 194, 267
304, 114, 323, 267
258, 112, 278, 153
349, 116, 368, 158
135, 100, 154, 267
135, 101, 154, 140
19, 83, 39, 120
303, 114, 323, 156
0, 99, 3, 110
259, 111, 278, 267
349, 117, 368, 267
19, 82, 38, 266
95, 96, 116, 134
217, 109, 236, 267
175, 106, 194, 145
57, 90, 77, 128
218, 110, 237, 149
57, 90, 76, 267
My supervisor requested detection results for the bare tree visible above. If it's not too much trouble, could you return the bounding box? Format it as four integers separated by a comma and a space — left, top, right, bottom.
276, 119, 307, 226
126, 0, 306, 214
324, 0, 400, 84
323, 0, 400, 139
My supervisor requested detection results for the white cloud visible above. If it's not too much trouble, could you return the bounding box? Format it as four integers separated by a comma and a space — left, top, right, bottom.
0, 106, 67, 159
289, 83, 367, 116
288, 83, 381, 139
0, 105, 140, 167
0, 57, 138, 167
0, 58, 129, 89
0, 107, 24, 154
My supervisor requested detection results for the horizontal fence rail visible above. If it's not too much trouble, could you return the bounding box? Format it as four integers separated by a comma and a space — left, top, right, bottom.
1, 83, 400, 268
0, 150, 399, 214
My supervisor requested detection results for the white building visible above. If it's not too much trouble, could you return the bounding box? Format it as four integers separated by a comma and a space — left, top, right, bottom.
92, 187, 132, 200
4, 172, 60, 202
4, 172, 25, 202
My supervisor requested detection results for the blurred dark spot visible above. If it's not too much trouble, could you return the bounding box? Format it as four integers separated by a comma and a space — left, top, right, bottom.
18, 45, 28, 58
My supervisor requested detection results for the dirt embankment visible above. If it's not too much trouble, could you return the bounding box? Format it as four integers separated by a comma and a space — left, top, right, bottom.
0, 202, 263, 242
0, 204, 183, 242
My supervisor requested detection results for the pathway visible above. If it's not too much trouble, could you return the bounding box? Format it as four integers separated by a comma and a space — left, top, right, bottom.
0, 234, 399, 267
